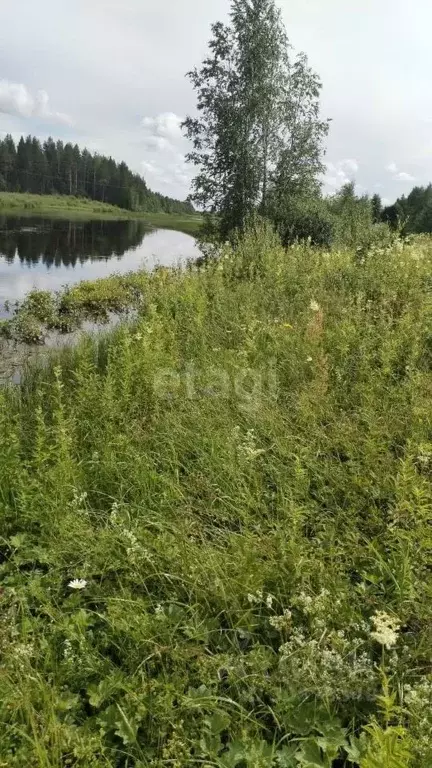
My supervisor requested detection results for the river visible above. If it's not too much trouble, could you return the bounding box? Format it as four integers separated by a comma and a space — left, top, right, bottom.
0, 214, 201, 382
0, 215, 200, 316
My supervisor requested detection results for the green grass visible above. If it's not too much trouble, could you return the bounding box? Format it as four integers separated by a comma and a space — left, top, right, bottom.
0, 224, 431, 766
0, 273, 154, 344
0, 192, 203, 235
0, 192, 136, 219
138, 211, 205, 236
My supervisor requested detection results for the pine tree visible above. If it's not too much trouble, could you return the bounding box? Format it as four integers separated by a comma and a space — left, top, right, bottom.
371, 193, 383, 223
30, 137, 48, 194
0, 134, 193, 214
16, 137, 30, 192
0, 135, 16, 187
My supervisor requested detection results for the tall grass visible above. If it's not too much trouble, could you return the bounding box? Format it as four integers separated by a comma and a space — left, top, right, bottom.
0, 224, 431, 766
0, 192, 132, 218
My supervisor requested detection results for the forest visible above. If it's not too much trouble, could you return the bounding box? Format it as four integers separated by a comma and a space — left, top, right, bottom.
0, 134, 194, 215
381, 185, 432, 233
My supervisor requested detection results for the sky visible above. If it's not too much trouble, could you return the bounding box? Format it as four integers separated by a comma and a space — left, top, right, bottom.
0, 0, 431, 204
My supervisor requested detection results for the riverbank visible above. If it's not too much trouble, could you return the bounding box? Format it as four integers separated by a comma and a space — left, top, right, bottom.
0, 226, 431, 765
0, 268, 162, 344
0, 192, 203, 235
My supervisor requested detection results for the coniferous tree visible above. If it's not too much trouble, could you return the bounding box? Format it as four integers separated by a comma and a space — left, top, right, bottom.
371, 193, 383, 223
0, 134, 194, 214
0, 135, 16, 188
382, 187, 432, 234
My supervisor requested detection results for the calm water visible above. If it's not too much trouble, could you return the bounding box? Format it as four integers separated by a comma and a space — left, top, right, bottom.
0, 215, 199, 314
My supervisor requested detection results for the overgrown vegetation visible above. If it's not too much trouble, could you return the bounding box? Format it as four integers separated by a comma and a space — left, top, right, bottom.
1, 223, 432, 765
1, 0, 431, 764
0, 185, 390, 346
0, 273, 150, 344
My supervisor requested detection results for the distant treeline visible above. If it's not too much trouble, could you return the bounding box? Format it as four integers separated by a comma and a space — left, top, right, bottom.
381, 185, 432, 234
0, 135, 194, 214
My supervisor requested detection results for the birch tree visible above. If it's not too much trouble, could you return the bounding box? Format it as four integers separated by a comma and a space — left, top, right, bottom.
183, 0, 329, 239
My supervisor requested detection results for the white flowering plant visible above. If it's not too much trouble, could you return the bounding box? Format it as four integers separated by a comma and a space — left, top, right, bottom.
0, 224, 431, 765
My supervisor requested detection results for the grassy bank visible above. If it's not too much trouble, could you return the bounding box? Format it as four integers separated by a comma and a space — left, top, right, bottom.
0, 270, 158, 344
138, 211, 205, 236
0, 192, 203, 235
1, 226, 432, 765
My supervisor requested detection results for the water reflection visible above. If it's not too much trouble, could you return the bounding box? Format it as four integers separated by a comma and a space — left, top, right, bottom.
0, 216, 151, 268
0, 216, 199, 309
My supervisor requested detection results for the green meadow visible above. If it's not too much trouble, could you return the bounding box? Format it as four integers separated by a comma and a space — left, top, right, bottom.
0, 225, 431, 765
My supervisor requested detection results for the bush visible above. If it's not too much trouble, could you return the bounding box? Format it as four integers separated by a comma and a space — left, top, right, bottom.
273, 196, 334, 247
329, 182, 392, 250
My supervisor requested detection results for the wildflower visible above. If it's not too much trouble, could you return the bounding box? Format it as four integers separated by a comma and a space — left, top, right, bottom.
123, 529, 139, 549
306, 356, 313, 363
296, 591, 313, 611
310, 300, 321, 312
236, 429, 265, 462
283, 323, 293, 329
68, 579, 87, 591
110, 501, 120, 524
70, 489, 88, 510
416, 444, 432, 468
266, 594, 274, 609
270, 609, 292, 631
14, 643, 34, 658
155, 604, 164, 615
417, 452, 431, 468
247, 589, 263, 605
370, 611, 401, 649
278, 628, 376, 701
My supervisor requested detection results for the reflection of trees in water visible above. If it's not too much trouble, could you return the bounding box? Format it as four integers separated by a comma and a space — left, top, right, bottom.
0, 217, 151, 268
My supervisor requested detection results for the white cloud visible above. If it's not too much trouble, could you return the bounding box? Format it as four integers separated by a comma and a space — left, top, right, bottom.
386, 162, 415, 182
0, 79, 72, 125
395, 171, 415, 182
142, 135, 170, 151
2, 0, 432, 201
386, 162, 398, 174
140, 112, 192, 197
324, 158, 359, 188
339, 158, 359, 173
142, 112, 183, 143
141, 153, 193, 193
